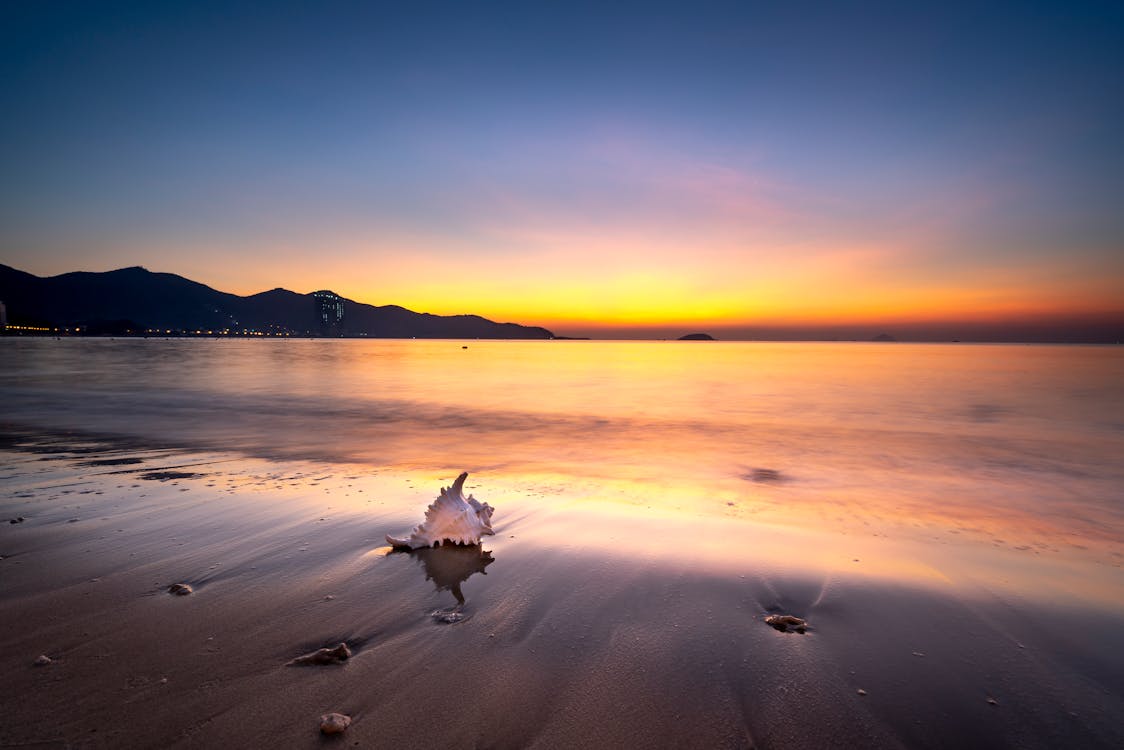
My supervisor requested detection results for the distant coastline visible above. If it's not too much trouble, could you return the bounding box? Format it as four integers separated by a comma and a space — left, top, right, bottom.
3, 262, 1121, 343
0, 263, 553, 340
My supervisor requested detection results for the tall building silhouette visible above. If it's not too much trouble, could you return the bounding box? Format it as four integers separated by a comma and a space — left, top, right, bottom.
313, 291, 344, 336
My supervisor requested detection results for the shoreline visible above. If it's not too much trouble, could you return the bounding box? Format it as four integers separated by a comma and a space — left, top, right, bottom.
2, 430, 1122, 747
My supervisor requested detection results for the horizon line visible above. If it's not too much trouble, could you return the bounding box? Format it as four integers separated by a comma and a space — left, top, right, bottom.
4, 260, 1122, 344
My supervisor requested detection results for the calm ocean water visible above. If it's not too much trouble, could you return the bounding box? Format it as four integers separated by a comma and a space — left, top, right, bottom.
3, 338, 1123, 557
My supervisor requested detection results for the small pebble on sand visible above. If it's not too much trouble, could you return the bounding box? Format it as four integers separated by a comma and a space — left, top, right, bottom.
987, 697, 999, 706
319, 712, 351, 735
34, 655, 52, 666
167, 583, 193, 596
857, 688, 867, 696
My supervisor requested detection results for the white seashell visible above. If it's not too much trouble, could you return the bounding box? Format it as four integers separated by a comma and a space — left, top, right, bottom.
386, 472, 494, 549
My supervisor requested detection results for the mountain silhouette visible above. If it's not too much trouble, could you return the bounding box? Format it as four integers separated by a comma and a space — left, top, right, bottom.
0, 264, 553, 338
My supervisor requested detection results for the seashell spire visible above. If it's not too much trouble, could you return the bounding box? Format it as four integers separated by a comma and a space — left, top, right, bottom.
386, 472, 495, 549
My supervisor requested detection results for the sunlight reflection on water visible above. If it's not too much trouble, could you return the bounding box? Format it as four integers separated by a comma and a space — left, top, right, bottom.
3, 338, 1123, 562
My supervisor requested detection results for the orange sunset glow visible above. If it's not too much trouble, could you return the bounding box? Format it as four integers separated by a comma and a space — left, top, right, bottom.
4, 20, 1121, 343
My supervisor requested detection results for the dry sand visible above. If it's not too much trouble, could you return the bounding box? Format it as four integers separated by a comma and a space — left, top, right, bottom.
1, 430, 1122, 748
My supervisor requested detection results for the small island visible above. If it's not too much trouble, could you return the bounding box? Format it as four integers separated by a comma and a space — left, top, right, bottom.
678, 333, 715, 340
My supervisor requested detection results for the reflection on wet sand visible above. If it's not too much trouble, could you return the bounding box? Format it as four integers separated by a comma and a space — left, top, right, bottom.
1, 435, 1122, 748
395, 544, 495, 605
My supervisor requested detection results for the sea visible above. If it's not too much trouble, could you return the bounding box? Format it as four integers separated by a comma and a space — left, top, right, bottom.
3, 337, 1123, 598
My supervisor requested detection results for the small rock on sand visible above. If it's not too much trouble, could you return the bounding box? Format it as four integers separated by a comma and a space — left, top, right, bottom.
289, 643, 351, 666
764, 614, 808, 633
857, 688, 867, 696
167, 583, 193, 596
34, 654, 52, 666
319, 712, 351, 734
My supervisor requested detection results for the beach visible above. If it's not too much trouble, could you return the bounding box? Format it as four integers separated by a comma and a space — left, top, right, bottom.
2, 431, 1122, 748
2, 339, 1123, 748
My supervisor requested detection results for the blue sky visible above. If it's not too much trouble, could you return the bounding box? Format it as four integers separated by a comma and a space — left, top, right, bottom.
2, 1, 1122, 335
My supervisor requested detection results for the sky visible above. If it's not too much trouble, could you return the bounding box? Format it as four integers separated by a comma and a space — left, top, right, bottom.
1, 0, 1122, 339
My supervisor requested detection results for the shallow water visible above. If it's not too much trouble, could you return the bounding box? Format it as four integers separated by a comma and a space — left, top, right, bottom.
3, 338, 1123, 601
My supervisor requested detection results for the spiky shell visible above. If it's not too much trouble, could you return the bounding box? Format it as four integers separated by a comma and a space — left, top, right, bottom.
386, 472, 495, 549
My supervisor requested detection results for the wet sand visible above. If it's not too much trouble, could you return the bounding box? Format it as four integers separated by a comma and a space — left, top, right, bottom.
2, 431, 1123, 748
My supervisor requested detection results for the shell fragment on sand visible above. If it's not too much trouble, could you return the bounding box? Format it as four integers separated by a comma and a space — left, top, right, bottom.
431, 608, 466, 624
33, 654, 52, 666
167, 583, 193, 596
765, 614, 808, 633
288, 642, 351, 666
386, 472, 495, 549
319, 712, 351, 735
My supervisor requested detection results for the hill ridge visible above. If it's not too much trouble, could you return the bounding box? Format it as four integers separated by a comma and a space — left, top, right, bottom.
0, 263, 553, 339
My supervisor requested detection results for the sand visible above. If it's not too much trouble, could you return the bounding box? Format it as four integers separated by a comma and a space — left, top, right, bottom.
1, 429, 1122, 749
